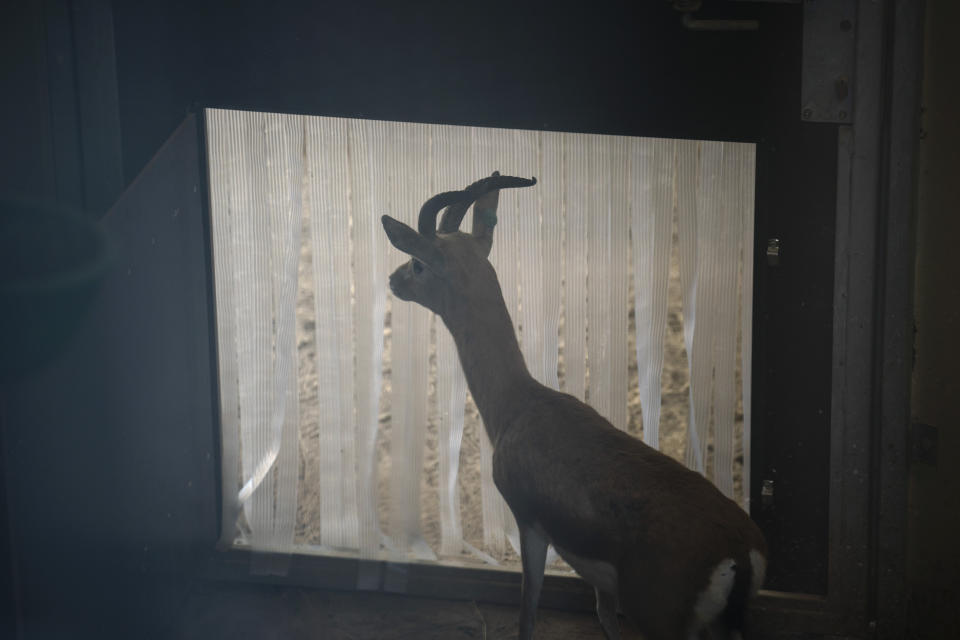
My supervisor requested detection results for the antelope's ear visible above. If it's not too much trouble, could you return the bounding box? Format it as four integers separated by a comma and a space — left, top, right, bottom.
381, 215, 418, 251
381, 215, 445, 268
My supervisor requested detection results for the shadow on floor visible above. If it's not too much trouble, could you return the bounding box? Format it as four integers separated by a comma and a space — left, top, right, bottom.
168, 580, 644, 639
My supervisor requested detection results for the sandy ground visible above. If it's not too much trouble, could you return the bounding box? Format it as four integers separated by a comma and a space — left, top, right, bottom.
291, 210, 743, 570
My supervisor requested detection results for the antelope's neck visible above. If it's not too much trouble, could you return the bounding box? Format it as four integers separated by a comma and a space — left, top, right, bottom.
443, 300, 534, 444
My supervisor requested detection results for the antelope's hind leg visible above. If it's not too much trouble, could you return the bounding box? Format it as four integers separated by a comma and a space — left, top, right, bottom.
595, 587, 621, 640
518, 523, 548, 640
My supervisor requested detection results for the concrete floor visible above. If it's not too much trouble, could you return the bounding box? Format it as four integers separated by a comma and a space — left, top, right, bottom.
169, 581, 644, 639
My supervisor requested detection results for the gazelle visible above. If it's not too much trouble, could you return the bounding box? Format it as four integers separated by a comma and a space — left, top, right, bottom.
381, 172, 767, 640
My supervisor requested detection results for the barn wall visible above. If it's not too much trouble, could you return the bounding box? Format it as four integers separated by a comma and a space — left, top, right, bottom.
0, 0, 122, 216
4, 0, 950, 636
908, 0, 960, 634
0, 1, 60, 206
109, 0, 789, 184
0, 117, 219, 639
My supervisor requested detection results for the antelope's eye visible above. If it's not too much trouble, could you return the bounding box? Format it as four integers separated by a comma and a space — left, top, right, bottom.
412, 259, 425, 275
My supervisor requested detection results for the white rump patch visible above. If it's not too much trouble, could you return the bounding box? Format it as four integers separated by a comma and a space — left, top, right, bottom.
749, 549, 767, 594
692, 558, 737, 628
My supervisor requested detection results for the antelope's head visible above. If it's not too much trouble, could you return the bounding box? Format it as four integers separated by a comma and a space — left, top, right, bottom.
381, 172, 537, 319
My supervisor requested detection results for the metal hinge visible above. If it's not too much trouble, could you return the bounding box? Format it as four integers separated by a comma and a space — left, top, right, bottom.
766, 237, 782, 266
761, 479, 775, 508
801, 0, 857, 123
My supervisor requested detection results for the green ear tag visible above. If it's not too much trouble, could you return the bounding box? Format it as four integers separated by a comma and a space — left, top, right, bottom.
477, 208, 498, 228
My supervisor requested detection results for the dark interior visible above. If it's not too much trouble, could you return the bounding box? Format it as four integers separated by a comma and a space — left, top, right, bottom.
1, 1, 956, 638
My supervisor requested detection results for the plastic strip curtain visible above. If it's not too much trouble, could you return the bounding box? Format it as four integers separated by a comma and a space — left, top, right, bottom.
677, 140, 755, 499
585, 136, 611, 417
304, 116, 359, 550
206, 109, 303, 571
712, 145, 744, 498
208, 109, 757, 568
740, 145, 756, 510
676, 140, 701, 469
539, 133, 564, 390
562, 135, 589, 402
386, 122, 436, 561
560, 132, 629, 427
684, 141, 722, 477
431, 124, 472, 557
631, 138, 675, 447
206, 110, 242, 542
608, 137, 632, 432
515, 132, 546, 396
586, 135, 630, 430
348, 118, 391, 574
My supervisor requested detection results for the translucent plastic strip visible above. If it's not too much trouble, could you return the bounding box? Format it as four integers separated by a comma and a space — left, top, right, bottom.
335, 118, 360, 548
582, 134, 630, 429
246, 111, 271, 549
216, 109, 259, 530
515, 129, 545, 385
685, 141, 726, 479
562, 133, 589, 401
585, 135, 611, 420
538, 132, 564, 390
304, 116, 359, 549
386, 122, 434, 559
487, 127, 522, 340
711, 143, 743, 498
676, 140, 704, 472
631, 137, 675, 447
435, 325, 469, 555
740, 145, 756, 510
270, 113, 304, 564
231, 112, 274, 542
205, 109, 242, 541
692, 140, 725, 479
606, 136, 630, 432
349, 118, 390, 560
255, 113, 303, 564
220, 112, 303, 566
430, 123, 472, 556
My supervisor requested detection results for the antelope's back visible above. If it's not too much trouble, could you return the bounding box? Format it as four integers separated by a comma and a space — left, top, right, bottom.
493, 384, 766, 573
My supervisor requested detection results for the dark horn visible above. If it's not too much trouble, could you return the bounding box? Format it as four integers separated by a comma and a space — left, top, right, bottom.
417, 190, 473, 236
482, 175, 538, 191
438, 173, 538, 233
437, 201, 473, 234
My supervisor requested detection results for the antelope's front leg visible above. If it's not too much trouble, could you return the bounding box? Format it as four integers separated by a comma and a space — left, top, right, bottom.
518, 522, 548, 639
595, 587, 621, 640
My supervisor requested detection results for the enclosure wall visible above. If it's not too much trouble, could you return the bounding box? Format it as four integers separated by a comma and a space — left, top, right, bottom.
908, 0, 960, 634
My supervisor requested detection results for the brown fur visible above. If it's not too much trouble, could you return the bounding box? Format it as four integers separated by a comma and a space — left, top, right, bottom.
383, 175, 767, 640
